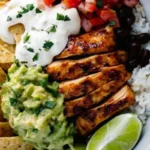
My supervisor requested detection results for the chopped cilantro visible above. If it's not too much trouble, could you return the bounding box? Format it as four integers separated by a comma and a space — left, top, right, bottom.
57, 13, 65, 20
43, 41, 54, 51
48, 25, 57, 33
16, 4, 35, 18
23, 33, 30, 43
22, 80, 30, 86
32, 53, 39, 61
7, 16, 12, 21
64, 15, 71, 21
97, 0, 103, 8
32, 106, 44, 115
10, 98, 17, 106
27, 47, 34, 53
36, 8, 42, 14
14, 59, 21, 67
57, 13, 70, 21
6, 74, 10, 81
109, 20, 116, 26
45, 101, 56, 109
32, 128, 38, 133
26, 4, 35, 11
16, 14, 22, 18
40, 79, 48, 88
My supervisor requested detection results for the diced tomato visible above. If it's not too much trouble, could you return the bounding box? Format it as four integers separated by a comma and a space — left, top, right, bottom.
123, 0, 139, 7
100, 9, 120, 28
85, 0, 96, 4
43, 0, 54, 6
85, 3, 96, 13
89, 17, 105, 26
102, 0, 120, 7
100, 9, 116, 21
63, 0, 81, 8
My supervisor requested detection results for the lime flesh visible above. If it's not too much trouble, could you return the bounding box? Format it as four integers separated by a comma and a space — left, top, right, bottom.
86, 114, 142, 150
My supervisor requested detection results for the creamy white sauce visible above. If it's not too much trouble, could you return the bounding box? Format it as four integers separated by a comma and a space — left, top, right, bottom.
0, 0, 81, 66
140, 0, 150, 23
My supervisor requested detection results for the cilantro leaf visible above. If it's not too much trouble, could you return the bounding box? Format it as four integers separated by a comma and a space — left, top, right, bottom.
64, 15, 71, 21
10, 98, 17, 106
57, 13, 65, 21
109, 20, 116, 26
56, 13, 71, 21
43, 41, 54, 51
7, 16, 12, 21
26, 4, 35, 11
16, 4, 35, 18
23, 33, 30, 43
48, 25, 57, 33
97, 0, 103, 8
27, 47, 34, 53
32, 53, 39, 61
45, 101, 56, 109
36, 8, 42, 14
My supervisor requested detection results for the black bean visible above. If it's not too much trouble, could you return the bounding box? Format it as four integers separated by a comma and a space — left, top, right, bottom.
126, 15, 135, 26
139, 50, 150, 67
115, 28, 130, 38
118, 6, 133, 18
137, 33, 150, 44
128, 41, 141, 60
127, 59, 139, 71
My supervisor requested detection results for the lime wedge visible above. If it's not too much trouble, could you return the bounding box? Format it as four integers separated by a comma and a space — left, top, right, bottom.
87, 114, 142, 150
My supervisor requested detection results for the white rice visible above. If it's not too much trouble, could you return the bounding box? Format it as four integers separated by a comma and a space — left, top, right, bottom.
129, 3, 150, 123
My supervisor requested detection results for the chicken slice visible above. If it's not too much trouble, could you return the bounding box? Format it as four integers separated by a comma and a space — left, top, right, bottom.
47, 50, 127, 81
65, 71, 131, 117
55, 26, 116, 59
59, 65, 130, 100
76, 85, 135, 136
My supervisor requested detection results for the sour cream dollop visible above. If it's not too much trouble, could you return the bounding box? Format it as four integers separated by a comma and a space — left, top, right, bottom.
0, 0, 81, 66
140, 0, 150, 23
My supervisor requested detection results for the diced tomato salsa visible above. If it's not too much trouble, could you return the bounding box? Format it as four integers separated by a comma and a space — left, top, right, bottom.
43, 0, 138, 31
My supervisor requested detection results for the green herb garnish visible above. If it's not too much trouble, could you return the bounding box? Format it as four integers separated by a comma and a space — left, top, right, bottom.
97, 0, 103, 8
14, 59, 21, 67
22, 80, 30, 86
40, 79, 48, 88
9, 98, 17, 106
43, 41, 54, 51
17, 4, 35, 18
57, 13, 70, 21
48, 25, 57, 33
7, 16, 12, 21
35, 8, 42, 14
45, 101, 56, 109
27, 48, 34, 53
32, 106, 44, 115
64, 15, 71, 21
23, 33, 30, 43
108, 20, 116, 26
32, 53, 39, 61
6, 74, 10, 81
32, 128, 38, 133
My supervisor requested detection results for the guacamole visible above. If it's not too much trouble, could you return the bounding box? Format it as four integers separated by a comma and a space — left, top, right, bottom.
1, 61, 75, 150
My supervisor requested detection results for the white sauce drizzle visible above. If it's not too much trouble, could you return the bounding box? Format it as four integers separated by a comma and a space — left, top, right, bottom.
0, 0, 81, 66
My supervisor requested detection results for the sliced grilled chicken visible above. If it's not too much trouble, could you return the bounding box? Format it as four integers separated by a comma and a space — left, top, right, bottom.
76, 85, 135, 136
65, 71, 131, 117
59, 65, 130, 100
47, 50, 127, 81
55, 26, 116, 59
